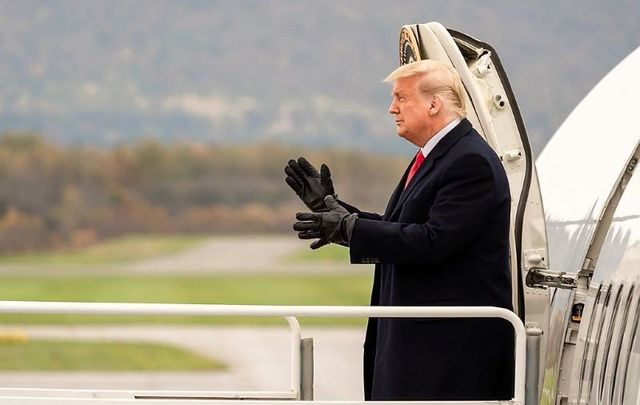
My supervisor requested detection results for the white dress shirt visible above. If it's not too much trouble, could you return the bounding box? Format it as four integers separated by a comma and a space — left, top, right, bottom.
419, 117, 462, 159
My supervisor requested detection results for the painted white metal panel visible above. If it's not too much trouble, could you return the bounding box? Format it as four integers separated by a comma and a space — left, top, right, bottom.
592, 152, 640, 284
537, 47, 640, 276
623, 306, 640, 405
410, 22, 548, 319
536, 46, 640, 405
613, 283, 640, 404
571, 138, 640, 404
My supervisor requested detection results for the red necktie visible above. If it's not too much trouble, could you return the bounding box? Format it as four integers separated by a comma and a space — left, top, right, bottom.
405, 151, 426, 188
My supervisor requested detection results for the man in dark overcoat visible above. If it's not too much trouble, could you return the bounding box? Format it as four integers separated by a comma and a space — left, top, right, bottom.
285, 60, 514, 401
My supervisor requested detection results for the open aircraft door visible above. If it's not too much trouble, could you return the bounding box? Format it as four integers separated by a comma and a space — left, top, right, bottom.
398, 23, 550, 402
397, 23, 550, 330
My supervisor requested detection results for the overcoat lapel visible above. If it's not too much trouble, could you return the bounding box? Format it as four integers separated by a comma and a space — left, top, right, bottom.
382, 157, 415, 221
386, 119, 473, 221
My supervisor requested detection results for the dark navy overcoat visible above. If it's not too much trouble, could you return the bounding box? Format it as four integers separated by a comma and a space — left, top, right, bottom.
344, 119, 514, 401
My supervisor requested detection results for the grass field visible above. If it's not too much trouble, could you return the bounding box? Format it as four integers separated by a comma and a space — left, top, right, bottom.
0, 339, 225, 371
0, 235, 373, 326
0, 274, 372, 326
0, 234, 207, 267
0, 236, 369, 374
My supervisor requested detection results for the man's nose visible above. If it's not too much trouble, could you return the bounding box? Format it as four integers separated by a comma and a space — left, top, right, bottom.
388, 100, 399, 114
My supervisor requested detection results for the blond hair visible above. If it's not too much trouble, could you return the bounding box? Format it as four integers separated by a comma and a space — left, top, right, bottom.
384, 60, 466, 118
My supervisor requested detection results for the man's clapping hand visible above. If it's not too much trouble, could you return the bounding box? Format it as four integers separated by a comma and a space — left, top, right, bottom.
284, 157, 336, 212
293, 195, 357, 249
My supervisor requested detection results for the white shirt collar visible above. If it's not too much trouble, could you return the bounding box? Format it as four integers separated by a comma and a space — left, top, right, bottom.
420, 117, 462, 159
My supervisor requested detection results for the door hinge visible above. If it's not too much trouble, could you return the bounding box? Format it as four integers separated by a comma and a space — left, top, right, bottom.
504, 148, 523, 162
526, 267, 577, 289
472, 53, 492, 77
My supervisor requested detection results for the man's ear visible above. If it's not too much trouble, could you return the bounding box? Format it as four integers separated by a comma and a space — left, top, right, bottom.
428, 95, 442, 116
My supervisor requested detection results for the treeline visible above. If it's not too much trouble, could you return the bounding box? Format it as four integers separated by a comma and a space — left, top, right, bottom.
0, 133, 408, 252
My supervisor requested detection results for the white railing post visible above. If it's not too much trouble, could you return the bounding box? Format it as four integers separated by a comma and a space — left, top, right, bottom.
284, 316, 301, 399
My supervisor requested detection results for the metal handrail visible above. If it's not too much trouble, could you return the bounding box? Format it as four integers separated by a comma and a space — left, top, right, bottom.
0, 301, 526, 404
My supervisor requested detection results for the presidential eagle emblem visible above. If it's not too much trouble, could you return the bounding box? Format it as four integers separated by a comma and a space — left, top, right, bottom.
399, 26, 421, 65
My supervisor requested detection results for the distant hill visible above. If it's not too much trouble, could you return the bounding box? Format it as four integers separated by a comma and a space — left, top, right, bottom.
0, 133, 407, 251
0, 0, 638, 155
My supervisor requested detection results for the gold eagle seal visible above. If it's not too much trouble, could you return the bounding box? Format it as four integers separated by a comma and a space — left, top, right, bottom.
399, 26, 421, 65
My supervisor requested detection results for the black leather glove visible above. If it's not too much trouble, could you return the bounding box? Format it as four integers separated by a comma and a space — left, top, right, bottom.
294, 195, 357, 249
285, 157, 336, 212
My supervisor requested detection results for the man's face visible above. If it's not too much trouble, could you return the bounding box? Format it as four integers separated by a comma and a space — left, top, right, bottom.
388, 74, 433, 147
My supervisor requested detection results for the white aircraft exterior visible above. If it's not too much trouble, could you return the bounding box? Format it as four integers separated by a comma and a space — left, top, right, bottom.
537, 44, 640, 405
0, 21, 638, 405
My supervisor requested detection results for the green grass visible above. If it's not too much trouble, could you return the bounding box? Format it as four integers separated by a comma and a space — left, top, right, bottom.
0, 274, 372, 326
0, 234, 208, 267
286, 244, 350, 263
0, 339, 225, 371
